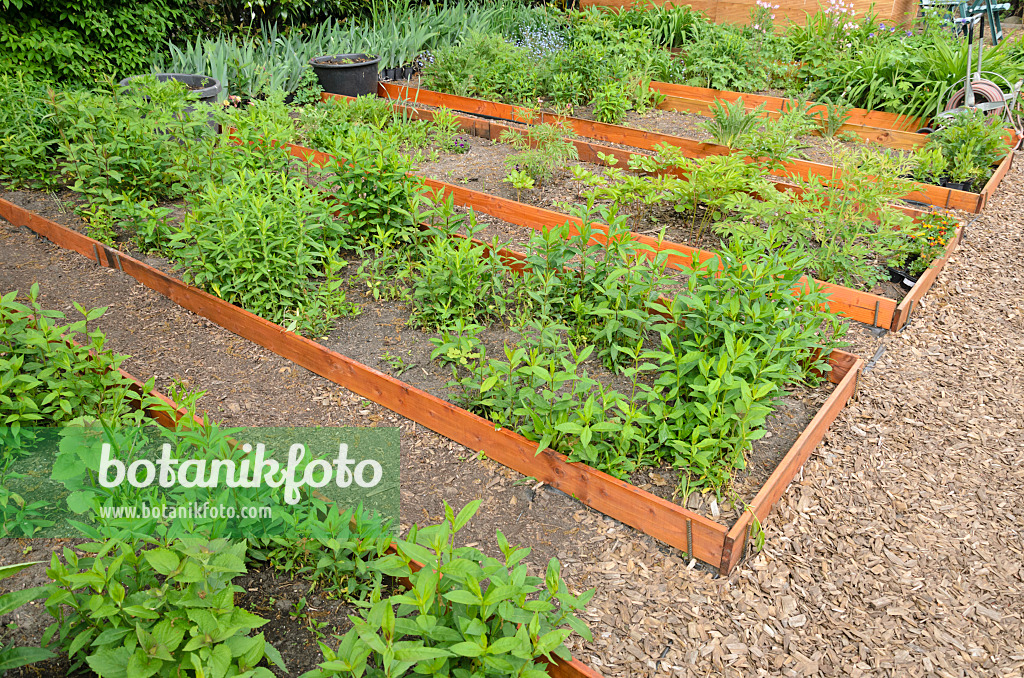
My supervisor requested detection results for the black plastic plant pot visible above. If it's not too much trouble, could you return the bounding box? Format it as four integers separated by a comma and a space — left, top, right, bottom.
310, 54, 381, 96
943, 179, 973, 192
886, 266, 919, 291
118, 73, 221, 103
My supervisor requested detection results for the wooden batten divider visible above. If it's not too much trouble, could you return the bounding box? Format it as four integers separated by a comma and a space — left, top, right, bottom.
374, 84, 1001, 213
2, 196, 860, 575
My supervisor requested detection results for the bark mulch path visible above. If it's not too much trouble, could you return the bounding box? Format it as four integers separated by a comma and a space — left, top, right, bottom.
1, 158, 1022, 675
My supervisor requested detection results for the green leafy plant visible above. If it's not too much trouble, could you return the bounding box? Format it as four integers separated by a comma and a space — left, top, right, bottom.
814, 100, 853, 139
169, 167, 359, 336
43, 538, 287, 677
302, 500, 593, 678
0, 562, 56, 670
911, 145, 949, 185
409, 213, 513, 331
0, 74, 59, 189
293, 66, 326, 106
701, 98, 764, 149
0, 285, 148, 453
255, 505, 394, 602
499, 122, 578, 185
503, 169, 536, 200
50, 77, 215, 203
590, 81, 630, 124
926, 109, 1010, 190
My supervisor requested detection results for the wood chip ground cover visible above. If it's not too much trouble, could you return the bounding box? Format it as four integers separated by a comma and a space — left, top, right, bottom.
2, 140, 1022, 678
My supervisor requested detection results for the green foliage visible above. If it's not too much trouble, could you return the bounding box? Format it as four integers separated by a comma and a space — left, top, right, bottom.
169, 167, 358, 336
701, 98, 764, 149
0, 0, 189, 84
50, 77, 216, 203
157, 3, 544, 97
449, 233, 844, 494
927, 109, 1009, 189
499, 122, 578, 185
44, 538, 287, 677
503, 169, 535, 200
293, 66, 326, 106
884, 210, 957, 276
911, 145, 949, 184
409, 205, 513, 331
0, 75, 60, 189
302, 500, 593, 678
677, 23, 791, 92
424, 19, 664, 115
590, 82, 630, 124
814, 100, 853, 139
0, 562, 55, 670
0, 285, 146, 453
801, 26, 1024, 121
719, 143, 917, 289
255, 505, 393, 602
585, 4, 707, 49
322, 134, 424, 247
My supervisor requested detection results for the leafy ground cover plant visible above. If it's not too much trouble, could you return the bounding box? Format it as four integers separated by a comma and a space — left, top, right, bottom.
302, 500, 593, 678
44, 538, 287, 677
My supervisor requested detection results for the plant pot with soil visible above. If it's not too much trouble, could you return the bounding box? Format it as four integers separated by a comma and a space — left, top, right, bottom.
310, 54, 381, 97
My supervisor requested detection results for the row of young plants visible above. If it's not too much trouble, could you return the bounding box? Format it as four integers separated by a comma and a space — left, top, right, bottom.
0, 285, 594, 677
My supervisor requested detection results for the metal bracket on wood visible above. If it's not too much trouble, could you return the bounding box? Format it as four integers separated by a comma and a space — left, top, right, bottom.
686, 518, 692, 561
92, 243, 101, 265
873, 300, 880, 327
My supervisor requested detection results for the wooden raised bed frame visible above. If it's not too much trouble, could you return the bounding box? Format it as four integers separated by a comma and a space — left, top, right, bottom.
317, 92, 962, 331
2, 195, 862, 575
378, 83, 1018, 213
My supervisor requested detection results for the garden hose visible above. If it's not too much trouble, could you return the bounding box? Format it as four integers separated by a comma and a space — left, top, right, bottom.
944, 79, 1007, 113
